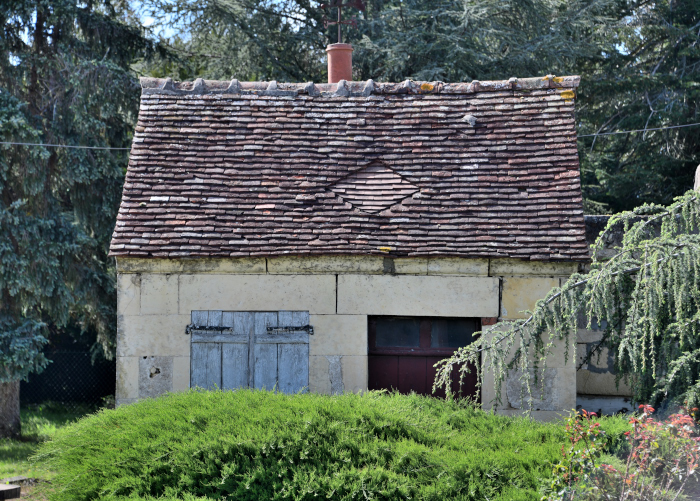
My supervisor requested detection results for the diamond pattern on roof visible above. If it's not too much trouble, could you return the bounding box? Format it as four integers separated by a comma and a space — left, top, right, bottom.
328, 164, 419, 213
109, 76, 590, 261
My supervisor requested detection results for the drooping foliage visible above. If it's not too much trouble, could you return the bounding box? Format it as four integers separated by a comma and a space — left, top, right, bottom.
0, 0, 159, 382
436, 190, 700, 411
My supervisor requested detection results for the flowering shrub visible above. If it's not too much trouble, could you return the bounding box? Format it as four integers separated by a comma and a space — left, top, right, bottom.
543, 405, 700, 501
542, 409, 607, 500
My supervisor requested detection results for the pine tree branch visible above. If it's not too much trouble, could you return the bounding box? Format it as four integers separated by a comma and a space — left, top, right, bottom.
477, 243, 691, 355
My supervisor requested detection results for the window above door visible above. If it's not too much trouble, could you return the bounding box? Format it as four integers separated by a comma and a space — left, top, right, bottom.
369, 317, 479, 357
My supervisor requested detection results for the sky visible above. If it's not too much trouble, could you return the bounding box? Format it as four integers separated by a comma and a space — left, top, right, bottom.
131, 0, 179, 40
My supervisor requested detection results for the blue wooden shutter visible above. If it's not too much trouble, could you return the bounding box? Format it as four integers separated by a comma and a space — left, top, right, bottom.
189, 310, 309, 394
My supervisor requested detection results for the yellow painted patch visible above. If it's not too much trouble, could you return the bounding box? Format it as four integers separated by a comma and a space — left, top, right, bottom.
560, 90, 575, 100
553, 76, 564, 83
379, 246, 392, 252
420, 83, 434, 92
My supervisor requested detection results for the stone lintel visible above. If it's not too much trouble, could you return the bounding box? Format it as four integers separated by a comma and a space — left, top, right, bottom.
118, 256, 579, 277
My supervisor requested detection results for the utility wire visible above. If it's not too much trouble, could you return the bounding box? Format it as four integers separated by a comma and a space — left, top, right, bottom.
0, 141, 130, 150
577, 122, 700, 138
2, 121, 700, 150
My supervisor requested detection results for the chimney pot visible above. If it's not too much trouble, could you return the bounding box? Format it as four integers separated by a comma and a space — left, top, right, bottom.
326, 43, 353, 84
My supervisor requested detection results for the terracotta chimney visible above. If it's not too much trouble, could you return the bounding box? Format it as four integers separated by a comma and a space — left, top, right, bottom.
326, 43, 353, 83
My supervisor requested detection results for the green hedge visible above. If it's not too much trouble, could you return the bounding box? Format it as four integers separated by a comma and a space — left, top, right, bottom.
34, 390, 618, 500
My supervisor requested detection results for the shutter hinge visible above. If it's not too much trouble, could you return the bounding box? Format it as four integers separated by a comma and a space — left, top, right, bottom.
185, 324, 314, 335
185, 324, 233, 335
267, 325, 314, 335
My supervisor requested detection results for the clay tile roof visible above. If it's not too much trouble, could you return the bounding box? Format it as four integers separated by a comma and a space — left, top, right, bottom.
109, 75, 588, 261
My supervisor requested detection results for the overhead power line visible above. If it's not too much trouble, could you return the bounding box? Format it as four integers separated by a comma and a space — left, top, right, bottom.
576, 122, 700, 138
1, 121, 700, 151
0, 141, 130, 150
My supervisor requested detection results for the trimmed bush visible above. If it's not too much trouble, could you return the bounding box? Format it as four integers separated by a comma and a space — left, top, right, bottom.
36, 390, 618, 500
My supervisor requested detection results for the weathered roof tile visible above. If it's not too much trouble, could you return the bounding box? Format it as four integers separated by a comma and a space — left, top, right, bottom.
110, 76, 588, 261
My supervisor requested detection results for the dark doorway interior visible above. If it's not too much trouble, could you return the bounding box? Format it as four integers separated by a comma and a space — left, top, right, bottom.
368, 316, 479, 399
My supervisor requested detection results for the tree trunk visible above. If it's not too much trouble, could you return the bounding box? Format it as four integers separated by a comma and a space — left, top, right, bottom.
0, 380, 20, 438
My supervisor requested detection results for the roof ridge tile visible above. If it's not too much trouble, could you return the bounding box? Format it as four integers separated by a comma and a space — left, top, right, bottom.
139, 75, 580, 97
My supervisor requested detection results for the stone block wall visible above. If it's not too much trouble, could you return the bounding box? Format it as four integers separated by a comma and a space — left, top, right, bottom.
576, 216, 635, 414
115, 255, 579, 420
481, 263, 578, 421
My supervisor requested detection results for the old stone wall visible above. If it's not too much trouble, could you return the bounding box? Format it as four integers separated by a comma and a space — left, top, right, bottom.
116, 255, 578, 420
575, 216, 634, 414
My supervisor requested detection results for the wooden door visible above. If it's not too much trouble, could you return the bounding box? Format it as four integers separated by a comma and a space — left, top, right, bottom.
368, 317, 479, 399
189, 310, 309, 394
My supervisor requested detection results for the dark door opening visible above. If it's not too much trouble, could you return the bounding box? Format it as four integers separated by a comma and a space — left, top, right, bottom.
368, 317, 479, 399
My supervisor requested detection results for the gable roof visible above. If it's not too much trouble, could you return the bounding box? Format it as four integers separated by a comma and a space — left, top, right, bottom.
109, 76, 589, 261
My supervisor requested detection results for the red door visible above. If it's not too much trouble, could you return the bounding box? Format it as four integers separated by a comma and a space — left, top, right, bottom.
368, 317, 479, 399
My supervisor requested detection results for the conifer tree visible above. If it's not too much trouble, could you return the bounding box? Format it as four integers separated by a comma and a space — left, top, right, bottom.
0, 0, 157, 437
577, 0, 700, 213
142, 0, 615, 83
141, 0, 327, 82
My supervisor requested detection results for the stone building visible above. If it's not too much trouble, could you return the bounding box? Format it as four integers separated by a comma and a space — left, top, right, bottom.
110, 68, 595, 420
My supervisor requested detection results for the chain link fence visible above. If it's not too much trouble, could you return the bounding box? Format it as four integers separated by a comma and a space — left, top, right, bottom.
20, 351, 116, 411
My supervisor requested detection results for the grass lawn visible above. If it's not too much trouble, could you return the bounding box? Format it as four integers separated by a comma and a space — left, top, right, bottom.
1, 403, 97, 499
35, 390, 630, 501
